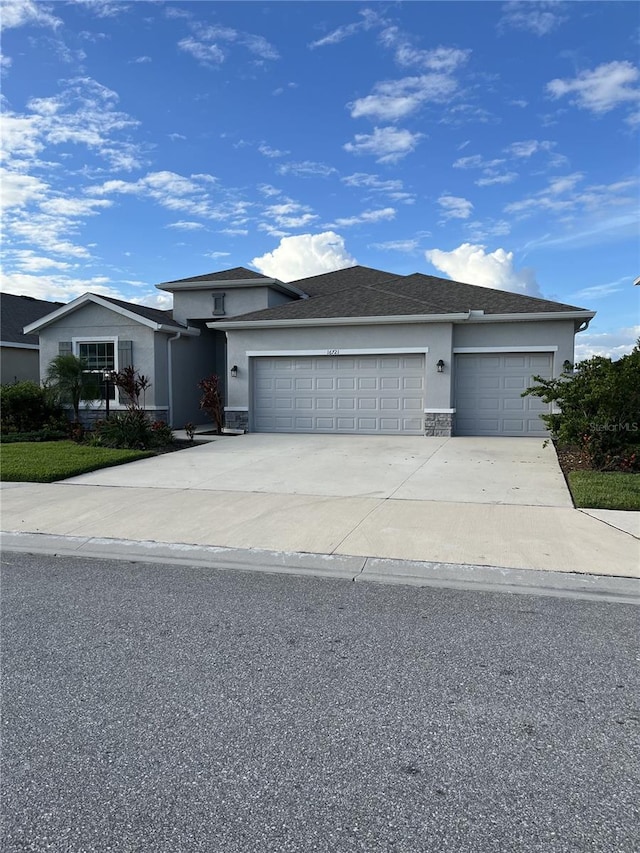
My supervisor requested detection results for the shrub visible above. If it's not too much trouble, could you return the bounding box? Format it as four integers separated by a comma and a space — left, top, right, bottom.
198, 374, 224, 435
93, 412, 173, 450
110, 366, 152, 411
523, 341, 640, 471
0, 381, 66, 434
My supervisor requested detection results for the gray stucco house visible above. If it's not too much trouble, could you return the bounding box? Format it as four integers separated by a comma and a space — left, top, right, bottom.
1, 293, 63, 385
24, 265, 595, 437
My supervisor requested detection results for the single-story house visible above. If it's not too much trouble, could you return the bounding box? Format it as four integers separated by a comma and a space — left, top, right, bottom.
1, 293, 64, 385
24, 265, 595, 437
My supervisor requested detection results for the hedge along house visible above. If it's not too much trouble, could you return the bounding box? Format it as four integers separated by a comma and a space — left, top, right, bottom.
202, 265, 595, 437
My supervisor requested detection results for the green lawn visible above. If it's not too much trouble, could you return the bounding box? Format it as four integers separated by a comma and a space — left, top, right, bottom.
568, 471, 640, 511
0, 441, 154, 483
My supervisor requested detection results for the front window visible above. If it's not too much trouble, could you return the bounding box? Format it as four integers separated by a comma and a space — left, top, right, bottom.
78, 341, 115, 400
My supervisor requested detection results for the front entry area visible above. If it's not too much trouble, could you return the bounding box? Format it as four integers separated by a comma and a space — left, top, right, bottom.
252, 354, 425, 434
454, 352, 552, 436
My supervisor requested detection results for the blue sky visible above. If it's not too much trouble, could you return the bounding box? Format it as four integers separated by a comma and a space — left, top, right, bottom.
2, 0, 638, 359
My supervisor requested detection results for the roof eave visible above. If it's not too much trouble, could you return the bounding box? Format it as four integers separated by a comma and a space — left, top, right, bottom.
156, 278, 308, 299
23, 293, 199, 336
211, 309, 596, 331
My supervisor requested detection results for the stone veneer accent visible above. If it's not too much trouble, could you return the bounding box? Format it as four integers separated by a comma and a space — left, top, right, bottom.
424, 412, 454, 437
224, 409, 249, 431
77, 408, 169, 427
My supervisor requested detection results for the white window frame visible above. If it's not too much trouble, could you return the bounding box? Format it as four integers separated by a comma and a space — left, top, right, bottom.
72, 336, 120, 406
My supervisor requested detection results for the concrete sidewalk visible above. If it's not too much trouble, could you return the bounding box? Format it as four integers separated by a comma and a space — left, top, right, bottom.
1, 479, 638, 579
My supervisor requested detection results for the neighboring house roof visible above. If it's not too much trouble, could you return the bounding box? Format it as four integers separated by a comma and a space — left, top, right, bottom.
23, 292, 199, 336
1, 292, 64, 347
213, 271, 592, 326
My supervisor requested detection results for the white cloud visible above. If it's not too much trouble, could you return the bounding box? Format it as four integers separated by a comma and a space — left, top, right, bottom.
178, 23, 279, 67
0, 169, 49, 209
257, 183, 281, 197
475, 172, 518, 187
344, 126, 422, 163
309, 8, 384, 49
251, 232, 356, 282
263, 201, 318, 230
505, 139, 555, 158
134, 56, 152, 64
547, 61, 640, 116
40, 197, 112, 217
72, 0, 130, 17
0, 0, 61, 29
454, 155, 505, 170
276, 160, 337, 178
438, 195, 473, 220
566, 277, 628, 302
499, 1, 567, 36
326, 207, 396, 228
426, 243, 541, 296
165, 221, 206, 231
350, 74, 458, 121
9, 251, 72, 272
178, 36, 225, 65
204, 251, 231, 259
258, 144, 289, 158
0, 271, 118, 302
506, 173, 638, 220
574, 326, 640, 361
342, 172, 416, 204
379, 28, 470, 73
370, 239, 419, 252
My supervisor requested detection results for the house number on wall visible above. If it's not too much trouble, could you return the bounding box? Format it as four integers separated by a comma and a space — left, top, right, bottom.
327, 349, 340, 356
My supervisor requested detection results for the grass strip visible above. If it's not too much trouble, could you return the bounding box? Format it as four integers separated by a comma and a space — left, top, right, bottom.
0, 441, 153, 483
568, 470, 640, 511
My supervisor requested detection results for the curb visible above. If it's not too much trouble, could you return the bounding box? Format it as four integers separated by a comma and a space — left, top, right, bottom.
2, 531, 638, 605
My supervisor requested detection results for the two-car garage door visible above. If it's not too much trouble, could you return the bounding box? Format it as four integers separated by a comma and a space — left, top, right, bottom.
454, 353, 552, 436
253, 355, 425, 435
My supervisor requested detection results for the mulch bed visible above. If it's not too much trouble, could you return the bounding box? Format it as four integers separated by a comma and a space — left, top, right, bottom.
554, 444, 593, 477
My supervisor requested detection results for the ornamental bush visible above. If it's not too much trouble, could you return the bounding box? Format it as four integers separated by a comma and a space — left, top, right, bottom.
93, 411, 173, 450
0, 381, 66, 434
523, 341, 640, 471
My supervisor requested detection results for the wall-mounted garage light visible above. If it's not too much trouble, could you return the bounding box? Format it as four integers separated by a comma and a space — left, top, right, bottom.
230, 365, 238, 378
436, 359, 445, 373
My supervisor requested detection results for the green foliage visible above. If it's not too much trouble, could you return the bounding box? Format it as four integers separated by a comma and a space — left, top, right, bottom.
93, 411, 173, 450
198, 374, 224, 435
1, 429, 68, 444
568, 470, 640, 511
0, 441, 153, 483
110, 366, 152, 411
523, 342, 640, 471
184, 422, 196, 442
0, 381, 66, 434
46, 354, 100, 423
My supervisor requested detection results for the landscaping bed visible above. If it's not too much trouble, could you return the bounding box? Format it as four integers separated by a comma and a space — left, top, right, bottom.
555, 444, 639, 511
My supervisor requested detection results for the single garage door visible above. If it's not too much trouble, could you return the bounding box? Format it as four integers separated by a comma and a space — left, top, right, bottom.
253, 354, 425, 434
454, 353, 552, 436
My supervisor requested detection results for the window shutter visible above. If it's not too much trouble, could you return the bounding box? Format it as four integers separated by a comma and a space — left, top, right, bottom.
118, 340, 133, 370
59, 341, 72, 356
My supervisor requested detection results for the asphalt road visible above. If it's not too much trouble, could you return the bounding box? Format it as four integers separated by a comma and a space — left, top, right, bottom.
2, 551, 639, 853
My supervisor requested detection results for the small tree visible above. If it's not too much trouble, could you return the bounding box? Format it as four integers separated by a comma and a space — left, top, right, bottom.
523, 341, 640, 470
46, 354, 99, 424
198, 374, 224, 435
110, 366, 152, 411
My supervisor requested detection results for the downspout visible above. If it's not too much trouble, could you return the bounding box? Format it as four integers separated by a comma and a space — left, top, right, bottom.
167, 332, 182, 427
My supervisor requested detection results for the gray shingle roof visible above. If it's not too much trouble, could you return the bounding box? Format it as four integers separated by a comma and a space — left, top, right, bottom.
292, 264, 399, 297
217, 271, 589, 323
97, 294, 186, 328
1, 293, 64, 345
161, 267, 269, 286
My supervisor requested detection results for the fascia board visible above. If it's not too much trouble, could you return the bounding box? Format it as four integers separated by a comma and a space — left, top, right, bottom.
210, 313, 469, 330
0, 341, 39, 350
471, 310, 596, 323
23, 292, 195, 336
157, 278, 307, 299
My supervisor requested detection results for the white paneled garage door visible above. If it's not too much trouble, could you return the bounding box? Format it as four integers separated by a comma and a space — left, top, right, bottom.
253, 354, 425, 434
454, 353, 552, 436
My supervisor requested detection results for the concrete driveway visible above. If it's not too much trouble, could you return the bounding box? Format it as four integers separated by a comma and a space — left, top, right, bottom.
65, 433, 572, 507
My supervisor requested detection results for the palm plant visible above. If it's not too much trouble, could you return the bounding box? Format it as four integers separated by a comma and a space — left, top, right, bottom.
45, 354, 100, 424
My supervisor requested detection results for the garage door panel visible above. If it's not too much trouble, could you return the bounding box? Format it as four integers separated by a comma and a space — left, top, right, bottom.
253, 354, 425, 435
455, 353, 551, 437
